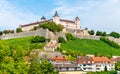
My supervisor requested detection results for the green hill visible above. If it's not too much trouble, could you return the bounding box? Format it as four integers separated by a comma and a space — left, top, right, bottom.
0, 36, 45, 50
61, 39, 120, 57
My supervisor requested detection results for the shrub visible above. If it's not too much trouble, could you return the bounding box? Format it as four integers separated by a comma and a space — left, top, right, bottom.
31, 36, 46, 43
58, 37, 66, 43
66, 33, 77, 41
16, 28, 22, 33
46, 38, 50, 42
30, 43, 44, 49
100, 37, 120, 49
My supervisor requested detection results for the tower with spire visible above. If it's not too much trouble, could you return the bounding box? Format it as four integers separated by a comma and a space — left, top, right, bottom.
53, 11, 60, 24
75, 17, 80, 29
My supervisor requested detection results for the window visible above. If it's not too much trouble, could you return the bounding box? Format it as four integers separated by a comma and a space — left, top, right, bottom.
66, 67, 69, 70
83, 64, 86, 66
75, 67, 77, 70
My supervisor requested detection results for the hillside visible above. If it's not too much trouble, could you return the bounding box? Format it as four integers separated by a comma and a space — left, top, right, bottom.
1, 36, 45, 50
61, 39, 120, 57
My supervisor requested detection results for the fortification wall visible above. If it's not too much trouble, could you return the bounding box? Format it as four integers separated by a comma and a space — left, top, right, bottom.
107, 37, 120, 45
1, 28, 48, 40
1, 28, 120, 46
73, 34, 100, 40
56, 32, 67, 40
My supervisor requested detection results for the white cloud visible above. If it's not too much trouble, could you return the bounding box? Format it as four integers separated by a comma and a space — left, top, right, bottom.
49, 0, 120, 33
0, 0, 39, 31
1, 0, 120, 33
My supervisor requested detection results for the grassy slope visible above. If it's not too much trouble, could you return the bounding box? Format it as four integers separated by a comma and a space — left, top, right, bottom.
61, 39, 120, 56
1, 36, 45, 50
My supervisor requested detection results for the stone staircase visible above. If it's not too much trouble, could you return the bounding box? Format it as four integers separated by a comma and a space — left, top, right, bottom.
44, 31, 58, 51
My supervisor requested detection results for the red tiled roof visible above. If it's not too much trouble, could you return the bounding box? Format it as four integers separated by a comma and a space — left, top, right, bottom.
20, 19, 75, 28
60, 19, 75, 23
110, 58, 120, 63
92, 57, 112, 63
76, 56, 93, 64
20, 20, 48, 27
51, 55, 68, 62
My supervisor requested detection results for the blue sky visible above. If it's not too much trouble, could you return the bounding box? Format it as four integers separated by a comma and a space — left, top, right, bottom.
0, 0, 120, 33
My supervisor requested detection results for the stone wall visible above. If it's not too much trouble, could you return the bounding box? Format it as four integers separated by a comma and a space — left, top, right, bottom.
1, 28, 48, 40
1, 28, 120, 46
0, 29, 100, 40
56, 32, 67, 40
73, 34, 100, 40
107, 37, 120, 45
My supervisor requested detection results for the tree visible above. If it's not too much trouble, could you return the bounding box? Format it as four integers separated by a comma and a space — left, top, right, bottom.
39, 22, 63, 32
9, 30, 14, 33
58, 37, 66, 43
56, 24, 63, 32
109, 31, 120, 38
16, 28, 22, 33
31, 36, 46, 43
88, 30, 95, 35
28, 59, 42, 74
3, 30, 9, 34
0, 31, 3, 35
28, 58, 58, 74
40, 59, 58, 74
115, 62, 120, 71
102, 32, 107, 36
104, 65, 107, 71
96, 31, 102, 36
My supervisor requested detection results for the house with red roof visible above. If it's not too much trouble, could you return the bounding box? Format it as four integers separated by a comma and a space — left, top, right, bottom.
50, 55, 68, 62
76, 56, 114, 72
92, 57, 114, 71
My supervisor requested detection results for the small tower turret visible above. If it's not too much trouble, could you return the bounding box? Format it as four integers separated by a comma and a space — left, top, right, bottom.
75, 16, 80, 29
41, 16, 46, 22
53, 11, 60, 24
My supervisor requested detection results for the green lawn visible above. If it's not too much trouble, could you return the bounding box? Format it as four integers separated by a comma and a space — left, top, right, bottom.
1, 36, 45, 50
61, 39, 120, 56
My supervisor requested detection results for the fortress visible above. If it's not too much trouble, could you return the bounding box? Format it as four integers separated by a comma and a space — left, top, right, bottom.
19, 11, 80, 31
1, 11, 120, 46
19, 11, 89, 35
0, 11, 92, 40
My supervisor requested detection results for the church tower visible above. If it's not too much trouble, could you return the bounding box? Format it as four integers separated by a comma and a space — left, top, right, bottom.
53, 11, 60, 24
75, 17, 80, 29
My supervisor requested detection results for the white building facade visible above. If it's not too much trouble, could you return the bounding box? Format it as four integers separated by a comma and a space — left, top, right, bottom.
19, 11, 80, 32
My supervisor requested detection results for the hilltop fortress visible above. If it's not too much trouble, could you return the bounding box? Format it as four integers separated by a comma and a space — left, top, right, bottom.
1, 11, 120, 46
19, 11, 89, 35
0, 11, 100, 40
